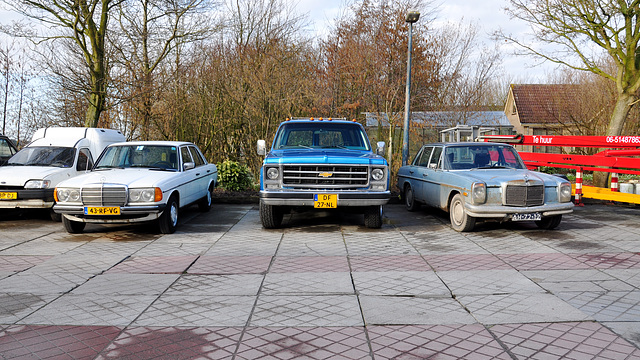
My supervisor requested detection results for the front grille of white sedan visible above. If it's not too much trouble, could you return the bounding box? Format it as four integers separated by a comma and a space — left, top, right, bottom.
81, 185, 127, 206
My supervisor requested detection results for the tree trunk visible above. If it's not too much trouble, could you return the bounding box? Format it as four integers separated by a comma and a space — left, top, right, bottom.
593, 92, 636, 187
84, 75, 105, 128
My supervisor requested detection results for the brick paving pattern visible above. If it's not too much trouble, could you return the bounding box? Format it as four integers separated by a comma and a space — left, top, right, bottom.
0, 203, 639, 359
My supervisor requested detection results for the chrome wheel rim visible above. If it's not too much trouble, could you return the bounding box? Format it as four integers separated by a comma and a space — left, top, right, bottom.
451, 199, 464, 225
170, 203, 178, 226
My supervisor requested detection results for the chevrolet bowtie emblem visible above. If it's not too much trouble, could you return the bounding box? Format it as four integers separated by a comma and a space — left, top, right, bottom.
318, 172, 333, 178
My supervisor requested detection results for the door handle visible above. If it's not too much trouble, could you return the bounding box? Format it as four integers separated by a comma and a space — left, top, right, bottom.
422, 173, 428, 177
409, 170, 414, 174
196, 173, 200, 176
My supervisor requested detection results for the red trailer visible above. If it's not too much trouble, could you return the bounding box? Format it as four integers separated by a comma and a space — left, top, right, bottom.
479, 135, 640, 205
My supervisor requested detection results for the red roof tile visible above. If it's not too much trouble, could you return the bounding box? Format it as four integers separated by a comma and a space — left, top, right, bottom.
511, 84, 579, 124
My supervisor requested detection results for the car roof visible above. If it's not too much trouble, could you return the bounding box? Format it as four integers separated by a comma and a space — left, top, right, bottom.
108, 140, 194, 147
282, 119, 360, 124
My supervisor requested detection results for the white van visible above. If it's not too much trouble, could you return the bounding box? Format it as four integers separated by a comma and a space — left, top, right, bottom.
0, 127, 125, 219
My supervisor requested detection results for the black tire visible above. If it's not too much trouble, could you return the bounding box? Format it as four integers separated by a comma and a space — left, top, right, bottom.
198, 184, 214, 212
449, 193, 475, 232
364, 205, 383, 229
260, 200, 283, 229
62, 216, 86, 233
49, 209, 62, 222
159, 195, 179, 234
535, 214, 562, 230
404, 184, 420, 212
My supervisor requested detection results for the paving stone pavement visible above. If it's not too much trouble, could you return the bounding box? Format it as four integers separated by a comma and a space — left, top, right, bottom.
1, 203, 640, 359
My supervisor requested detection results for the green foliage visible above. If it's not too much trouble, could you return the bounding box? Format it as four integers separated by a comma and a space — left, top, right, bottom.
217, 160, 254, 191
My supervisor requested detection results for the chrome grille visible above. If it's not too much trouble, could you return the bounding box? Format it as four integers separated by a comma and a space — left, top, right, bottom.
282, 165, 369, 189
81, 185, 127, 206
505, 185, 544, 206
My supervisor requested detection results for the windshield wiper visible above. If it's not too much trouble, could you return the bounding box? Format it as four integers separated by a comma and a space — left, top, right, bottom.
95, 166, 124, 170
322, 145, 349, 150
149, 167, 177, 172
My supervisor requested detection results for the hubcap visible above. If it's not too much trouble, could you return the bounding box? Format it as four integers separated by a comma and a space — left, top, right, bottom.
452, 199, 463, 225
170, 202, 178, 226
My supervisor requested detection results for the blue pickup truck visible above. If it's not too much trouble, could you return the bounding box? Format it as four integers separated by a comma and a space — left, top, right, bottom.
257, 118, 391, 228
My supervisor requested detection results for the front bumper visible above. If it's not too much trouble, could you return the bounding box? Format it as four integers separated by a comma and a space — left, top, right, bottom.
53, 204, 167, 224
0, 189, 55, 209
465, 201, 574, 219
260, 190, 391, 206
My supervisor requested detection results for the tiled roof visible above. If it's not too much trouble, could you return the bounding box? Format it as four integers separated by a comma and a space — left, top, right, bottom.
511, 84, 580, 124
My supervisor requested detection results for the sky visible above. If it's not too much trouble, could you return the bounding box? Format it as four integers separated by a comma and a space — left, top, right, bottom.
296, 0, 560, 82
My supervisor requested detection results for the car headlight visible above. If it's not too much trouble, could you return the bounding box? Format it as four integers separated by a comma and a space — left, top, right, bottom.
266, 167, 279, 180
559, 182, 572, 202
471, 182, 486, 204
56, 188, 80, 203
24, 180, 51, 189
129, 188, 157, 203
371, 168, 384, 181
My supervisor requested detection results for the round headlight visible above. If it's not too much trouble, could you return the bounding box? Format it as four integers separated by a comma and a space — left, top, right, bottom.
57, 189, 70, 202
69, 190, 80, 202
129, 189, 141, 202
56, 188, 80, 203
371, 168, 384, 181
140, 189, 154, 202
266, 167, 279, 180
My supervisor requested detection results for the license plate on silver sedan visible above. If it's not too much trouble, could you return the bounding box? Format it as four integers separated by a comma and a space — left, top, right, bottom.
512, 213, 541, 221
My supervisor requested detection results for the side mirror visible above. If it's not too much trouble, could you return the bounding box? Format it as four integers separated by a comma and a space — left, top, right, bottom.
183, 162, 195, 171
376, 141, 385, 156
257, 139, 266, 156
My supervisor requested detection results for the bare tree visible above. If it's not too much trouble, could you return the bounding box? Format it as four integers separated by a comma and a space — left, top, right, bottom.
110, 0, 217, 139
0, 43, 10, 135
1, 0, 122, 127
431, 21, 503, 122
499, 0, 640, 138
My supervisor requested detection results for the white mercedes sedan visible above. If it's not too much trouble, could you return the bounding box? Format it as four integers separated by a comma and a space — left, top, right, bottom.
53, 141, 217, 234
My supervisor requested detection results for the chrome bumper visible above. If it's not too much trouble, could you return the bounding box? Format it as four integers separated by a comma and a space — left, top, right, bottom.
465, 201, 574, 218
260, 190, 391, 207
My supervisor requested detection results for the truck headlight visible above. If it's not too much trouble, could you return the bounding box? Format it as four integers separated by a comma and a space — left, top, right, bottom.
24, 180, 51, 189
56, 188, 80, 203
471, 182, 486, 204
129, 188, 159, 203
559, 182, 572, 202
266, 167, 279, 180
371, 168, 384, 181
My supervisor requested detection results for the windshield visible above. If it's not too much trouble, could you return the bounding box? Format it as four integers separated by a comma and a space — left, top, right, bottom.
444, 144, 526, 170
8, 147, 75, 167
273, 122, 371, 151
95, 145, 178, 170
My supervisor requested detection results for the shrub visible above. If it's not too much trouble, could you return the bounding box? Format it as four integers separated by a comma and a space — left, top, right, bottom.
217, 160, 254, 191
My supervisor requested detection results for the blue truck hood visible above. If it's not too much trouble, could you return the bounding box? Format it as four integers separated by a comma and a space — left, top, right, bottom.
264, 149, 387, 166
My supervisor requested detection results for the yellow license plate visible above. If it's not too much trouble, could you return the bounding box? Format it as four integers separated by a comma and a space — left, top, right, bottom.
0, 192, 17, 200
314, 194, 337, 208
84, 206, 121, 215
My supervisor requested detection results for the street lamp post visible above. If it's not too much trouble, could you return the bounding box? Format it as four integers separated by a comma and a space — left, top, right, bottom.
402, 10, 420, 166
